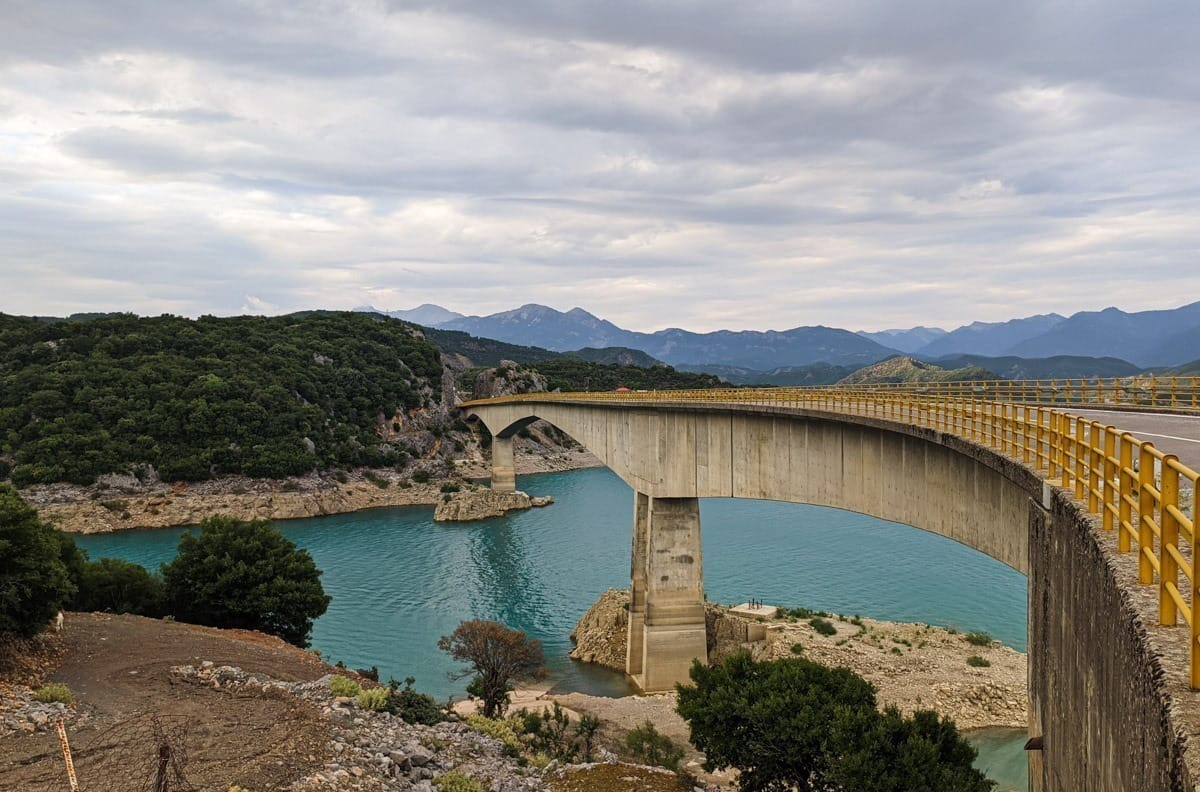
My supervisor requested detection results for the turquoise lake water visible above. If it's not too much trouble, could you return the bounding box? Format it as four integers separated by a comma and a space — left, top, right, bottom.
74, 466, 1029, 790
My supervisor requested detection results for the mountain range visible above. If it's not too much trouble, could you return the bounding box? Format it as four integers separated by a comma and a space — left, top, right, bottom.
362, 300, 1200, 374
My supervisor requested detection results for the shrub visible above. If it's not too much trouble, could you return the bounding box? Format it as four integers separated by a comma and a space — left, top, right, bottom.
465, 714, 523, 753
783, 606, 829, 620
964, 631, 992, 647
329, 675, 361, 698
967, 655, 991, 668
35, 683, 74, 705
412, 470, 432, 484
625, 720, 683, 771
433, 770, 484, 792
357, 687, 389, 711
363, 470, 390, 489
161, 515, 330, 647
810, 617, 837, 636
440, 483, 461, 493
0, 485, 74, 637
386, 677, 443, 725
72, 557, 166, 617
791, 643, 804, 655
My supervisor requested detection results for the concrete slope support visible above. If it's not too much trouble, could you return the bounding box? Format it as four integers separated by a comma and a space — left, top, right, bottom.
466, 400, 1200, 792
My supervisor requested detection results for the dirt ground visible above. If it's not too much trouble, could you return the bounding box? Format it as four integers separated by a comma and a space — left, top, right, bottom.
0, 613, 338, 792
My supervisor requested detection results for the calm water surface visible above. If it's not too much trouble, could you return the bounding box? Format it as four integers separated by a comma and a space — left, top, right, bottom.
75, 466, 1028, 789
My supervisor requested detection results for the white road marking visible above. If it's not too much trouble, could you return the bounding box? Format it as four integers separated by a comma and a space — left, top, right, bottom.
1075, 409, 1200, 421
1129, 432, 1200, 444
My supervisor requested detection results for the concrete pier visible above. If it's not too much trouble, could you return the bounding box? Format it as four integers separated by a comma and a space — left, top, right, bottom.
638, 496, 707, 692
490, 434, 516, 492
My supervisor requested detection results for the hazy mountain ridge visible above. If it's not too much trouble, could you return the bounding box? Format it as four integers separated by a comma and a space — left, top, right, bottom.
426, 304, 900, 368
1007, 303, 1200, 366
914, 313, 1067, 358
857, 326, 948, 354
370, 300, 1200, 372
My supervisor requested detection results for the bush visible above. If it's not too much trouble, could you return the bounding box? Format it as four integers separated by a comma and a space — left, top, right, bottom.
440, 483, 460, 493
363, 470, 390, 489
330, 675, 361, 697
161, 515, 330, 647
810, 617, 837, 636
0, 485, 74, 637
35, 683, 74, 705
782, 605, 829, 620
791, 642, 804, 654
967, 655, 991, 668
412, 470, 432, 484
357, 687, 389, 711
965, 631, 992, 647
386, 677, 444, 725
433, 770, 484, 792
465, 714, 523, 753
72, 557, 166, 617
625, 720, 684, 771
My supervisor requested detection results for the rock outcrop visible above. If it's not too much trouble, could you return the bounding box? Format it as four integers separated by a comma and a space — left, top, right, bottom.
568, 589, 630, 668
434, 489, 537, 522
569, 589, 1029, 730
567, 590, 757, 672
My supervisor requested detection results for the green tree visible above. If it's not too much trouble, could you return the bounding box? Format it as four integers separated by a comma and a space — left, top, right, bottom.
675, 652, 992, 792
161, 515, 331, 646
0, 485, 74, 637
437, 619, 546, 718
73, 557, 166, 617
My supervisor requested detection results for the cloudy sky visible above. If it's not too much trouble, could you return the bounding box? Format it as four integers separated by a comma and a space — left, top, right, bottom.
1, 1, 1198, 332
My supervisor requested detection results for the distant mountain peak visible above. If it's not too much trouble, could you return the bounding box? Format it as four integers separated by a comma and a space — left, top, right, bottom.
358, 304, 465, 327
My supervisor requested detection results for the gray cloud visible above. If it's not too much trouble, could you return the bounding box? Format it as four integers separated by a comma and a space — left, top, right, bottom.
0, 1, 1198, 332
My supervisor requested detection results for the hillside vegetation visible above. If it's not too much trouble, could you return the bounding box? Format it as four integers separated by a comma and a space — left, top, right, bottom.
0, 312, 443, 485
836, 356, 995, 385
532, 359, 722, 392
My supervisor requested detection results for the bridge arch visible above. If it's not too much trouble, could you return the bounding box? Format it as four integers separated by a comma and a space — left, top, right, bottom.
468, 402, 1036, 573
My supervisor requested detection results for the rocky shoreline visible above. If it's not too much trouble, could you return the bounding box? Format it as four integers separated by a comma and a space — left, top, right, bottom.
567, 589, 1028, 732
22, 448, 601, 534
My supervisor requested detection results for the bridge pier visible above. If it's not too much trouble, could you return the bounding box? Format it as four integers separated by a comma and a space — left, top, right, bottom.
490, 434, 516, 492
627, 493, 708, 692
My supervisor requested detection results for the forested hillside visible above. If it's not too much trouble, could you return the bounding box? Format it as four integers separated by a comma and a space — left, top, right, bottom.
531, 359, 722, 392
0, 312, 443, 485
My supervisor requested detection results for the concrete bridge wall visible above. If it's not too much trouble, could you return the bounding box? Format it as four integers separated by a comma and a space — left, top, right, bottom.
467, 400, 1197, 791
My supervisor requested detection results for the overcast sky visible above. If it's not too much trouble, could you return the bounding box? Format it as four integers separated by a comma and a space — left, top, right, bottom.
1, 1, 1198, 332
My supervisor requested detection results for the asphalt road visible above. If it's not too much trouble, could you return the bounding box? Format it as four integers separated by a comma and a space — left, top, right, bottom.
1073, 409, 1200, 471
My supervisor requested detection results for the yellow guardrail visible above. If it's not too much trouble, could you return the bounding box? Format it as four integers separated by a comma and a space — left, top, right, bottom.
830, 375, 1200, 412
462, 385, 1200, 687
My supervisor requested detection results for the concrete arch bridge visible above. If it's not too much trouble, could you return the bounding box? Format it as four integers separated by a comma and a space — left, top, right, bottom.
462, 384, 1200, 792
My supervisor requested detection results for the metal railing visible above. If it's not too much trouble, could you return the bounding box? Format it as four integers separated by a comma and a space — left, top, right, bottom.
463, 385, 1200, 687
801, 376, 1200, 412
